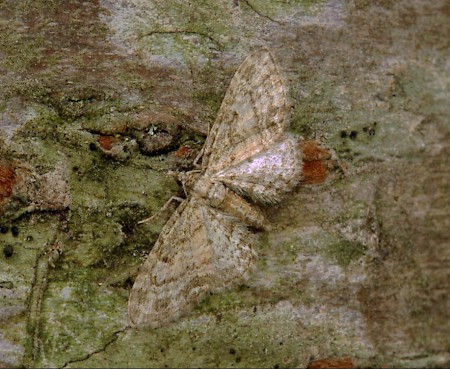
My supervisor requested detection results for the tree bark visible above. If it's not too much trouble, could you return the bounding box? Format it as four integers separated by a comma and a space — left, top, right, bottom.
0, 0, 449, 367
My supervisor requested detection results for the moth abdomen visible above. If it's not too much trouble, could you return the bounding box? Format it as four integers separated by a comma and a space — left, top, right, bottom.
214, 184, 269, 231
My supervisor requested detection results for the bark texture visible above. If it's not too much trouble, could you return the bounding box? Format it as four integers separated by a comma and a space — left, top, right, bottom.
0, 0, 449, 367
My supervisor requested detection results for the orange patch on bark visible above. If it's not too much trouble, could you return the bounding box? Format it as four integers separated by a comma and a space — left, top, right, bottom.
97, 135, 119, 150
307, 357, 354, 369
300, 140, 331, 184
0, 161, 15, 205
173, 146, 192, 158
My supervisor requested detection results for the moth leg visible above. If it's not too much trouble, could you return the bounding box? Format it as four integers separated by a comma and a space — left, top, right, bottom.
193, 145, 204, 167
138, 196, 184, 224
180, 169, 201, 195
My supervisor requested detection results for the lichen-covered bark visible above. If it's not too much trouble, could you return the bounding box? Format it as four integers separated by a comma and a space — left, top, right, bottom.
0, 0, 449, 368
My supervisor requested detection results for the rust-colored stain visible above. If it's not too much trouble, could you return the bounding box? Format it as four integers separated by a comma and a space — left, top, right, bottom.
97, 135, 119, 151
307, 357, 354, 369
300, 140, 331, 184
173, 145, 192, 158
0, 161, 15, 206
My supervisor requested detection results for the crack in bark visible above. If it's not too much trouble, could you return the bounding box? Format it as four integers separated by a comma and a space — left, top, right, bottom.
140, 30, 224, 51
241, 0, 283, 25
61, 327, 130, 368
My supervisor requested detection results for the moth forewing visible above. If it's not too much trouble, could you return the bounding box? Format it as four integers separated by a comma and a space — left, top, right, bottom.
128, 198, 256, 328
201, 49, 292, 174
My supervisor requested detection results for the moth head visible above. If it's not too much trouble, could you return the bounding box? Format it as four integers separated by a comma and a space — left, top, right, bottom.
172, 170, 202, 195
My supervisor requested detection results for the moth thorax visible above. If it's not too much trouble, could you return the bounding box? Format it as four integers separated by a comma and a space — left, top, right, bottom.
178, 170, 201, 193
192, 176, 226, 207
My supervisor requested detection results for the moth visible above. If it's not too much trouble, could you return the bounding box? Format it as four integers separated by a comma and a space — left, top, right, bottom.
128, 49, 303, 328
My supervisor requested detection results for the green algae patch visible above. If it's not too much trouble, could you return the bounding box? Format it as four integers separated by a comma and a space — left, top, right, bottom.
0, 19, 46, 73
10, 100, 186, 366
0, 212, 66, 367
34, 268, 129, 368
243, 0, 325, 21
324, 240, 367, 268
67, 302, 370, 368
192, 62, 229, 121
136, 1, 233, 55
0, 62, 183, 367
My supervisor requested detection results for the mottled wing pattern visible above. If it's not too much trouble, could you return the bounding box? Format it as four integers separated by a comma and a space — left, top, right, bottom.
202, 49, 291, 174
213, 135, 302, 205
129, 49, 295, 328
206, 206, 257, 291
128, 198, 256, 328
